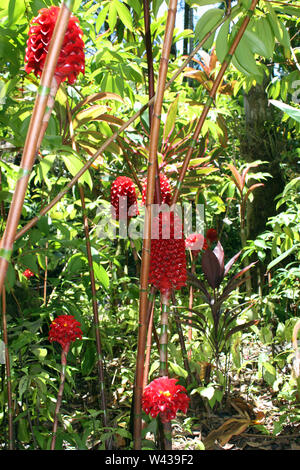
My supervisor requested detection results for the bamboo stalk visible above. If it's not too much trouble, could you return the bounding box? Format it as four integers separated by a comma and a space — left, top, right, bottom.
13, 11, 229, 244
1, 287, 14, 450
133, 0, 178, 450
0, 1, 74, 294
171, 0, 259, 205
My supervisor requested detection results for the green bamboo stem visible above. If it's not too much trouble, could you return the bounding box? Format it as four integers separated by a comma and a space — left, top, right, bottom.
143, 288, 156, 391
13, 13, 229, 244
0, 1, 74, 294
50, 346, 69, 450
133, 0, 178, 450
1, 287, 14, 450
171, 0, 259, 206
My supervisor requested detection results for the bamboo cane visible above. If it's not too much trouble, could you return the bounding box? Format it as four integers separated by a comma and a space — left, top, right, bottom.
171, 0, 259, 205
50, 345, 69, 450
13, 11, 230, 244
1, 287, 13, 450
0, 1, 75, 294
133, 0, 178, 450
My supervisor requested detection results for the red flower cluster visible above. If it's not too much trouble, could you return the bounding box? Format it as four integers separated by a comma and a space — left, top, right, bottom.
110, 176, 139, 220
49, 315, 82, 351
142, 174, 172, 206
142, 376, 190, 423
185, 233, 208, 257
149, 212, 186, 293
24, 6, 85, 85
206, 228, 218, 243
23, 268, 34, 279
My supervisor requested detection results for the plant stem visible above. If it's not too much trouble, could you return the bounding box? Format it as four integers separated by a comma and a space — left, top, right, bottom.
160, 290, 172, 450
188, 259, 196, 360
51, 345, 69, 450
1, 287, 14, 450
0, 2, 73, 294
133, 0, 178, 450
171, 0, 259, 205
66, 101, 109, 433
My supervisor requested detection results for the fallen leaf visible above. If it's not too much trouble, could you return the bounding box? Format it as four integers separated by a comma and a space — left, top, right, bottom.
203, 417, 251, 449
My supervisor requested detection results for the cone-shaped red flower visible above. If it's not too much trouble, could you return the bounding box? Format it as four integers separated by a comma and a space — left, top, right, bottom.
23, 268, 35, 279
142, 376, 190, 423
149, 212, 187, 293
206, 228, 218, 243
142, 174, 172, 206
24, 6, 85, 85
110, 176, 139, 220
49, 314, 82, 352
185, 233, 208, 257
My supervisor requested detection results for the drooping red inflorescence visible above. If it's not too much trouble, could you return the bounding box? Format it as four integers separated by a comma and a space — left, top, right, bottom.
142, 376, 190, 423
24, 6, 85, 85
49, 314, 82, 351
206, 228, 218, 243
149, 212, 186, 293
23, 268, 35, 279
185, 233, 208, 257
142, 174, 172, 206
110, 176, 139, 220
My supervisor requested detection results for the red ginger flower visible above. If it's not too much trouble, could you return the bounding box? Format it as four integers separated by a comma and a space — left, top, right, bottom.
142, 376, 190, 423
149, 212, 187, 294
185, 233, 208, 257
142, 174, 172, 206
24, 6, 85, 85
23, 268, 34, 279
49, 315, 82, 351
110, 176, 139, 220
206, 228, 218, 243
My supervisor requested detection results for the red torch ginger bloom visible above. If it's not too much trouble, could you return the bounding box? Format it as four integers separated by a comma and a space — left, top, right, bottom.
185, 233, 208, 257
206, 228, 218, 243
142, 174, 172, 206
149, 212, 186, 293
142, 376, 190, 423
24, 6, 85, 85
110, 176, 139, 220
23, 268, 34, 279
49, 314, 82, 352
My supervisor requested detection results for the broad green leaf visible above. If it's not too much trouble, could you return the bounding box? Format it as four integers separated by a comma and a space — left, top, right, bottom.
93, 262, 109, 290
267, 244, 298, 271
269, 100, 300, 123
8, 0, 25, 25
232, 35, 264, 80
169, 362, 188, 379
61, 153, 93, 190
194, 9, 224, 49
115, 0, 133, 31
108, 1, 117, 31
266, 3, 291, 49
216, 18, 230, 63
96, 4, 110, 33
163, 95, 179, 143
72, 105, 108, 129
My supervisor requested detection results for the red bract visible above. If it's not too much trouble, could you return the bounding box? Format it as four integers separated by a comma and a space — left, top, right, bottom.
110, 176, 139, 220
206, 228, 218, 243
149, 212, 187, 293
23, 268, 34, 279
185, 233, 208, 257
142, 174, 172, 206
24, 6, 85, 85
142, 376, 190, 423
49, 315, 82, 351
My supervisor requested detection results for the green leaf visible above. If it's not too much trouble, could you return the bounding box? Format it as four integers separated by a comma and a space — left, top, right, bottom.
61, 153, 93, 190
169, 362, 188, 379
269, 100, 300, 124
115, 0, 133, 31
267, 244, 298, 271
108, 1, 117, 31
93, 262, 109, 290
96, 4, 110, 33
8, 0, 25, 25
216, 18, 230, 63
163, 95, 179, 143
232, 35, 264, 80
194, 9, 224, 49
